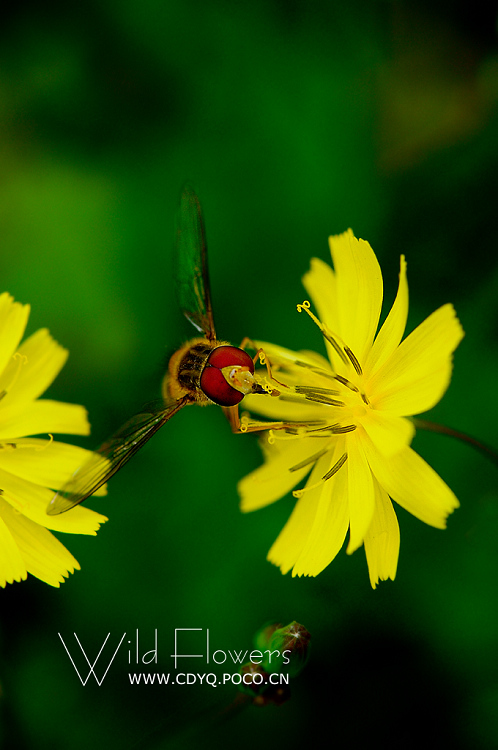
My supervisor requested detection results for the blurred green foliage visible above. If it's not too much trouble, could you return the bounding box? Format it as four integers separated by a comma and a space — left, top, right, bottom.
0, 1, 498, 748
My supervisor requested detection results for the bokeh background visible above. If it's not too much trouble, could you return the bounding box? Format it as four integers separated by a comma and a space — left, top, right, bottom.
1, 1, 498, 748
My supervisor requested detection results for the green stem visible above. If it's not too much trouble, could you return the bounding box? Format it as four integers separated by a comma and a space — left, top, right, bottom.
413, 419, 498, 467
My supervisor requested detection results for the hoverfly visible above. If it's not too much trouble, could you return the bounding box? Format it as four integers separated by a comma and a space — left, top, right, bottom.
46, 186, 273, 515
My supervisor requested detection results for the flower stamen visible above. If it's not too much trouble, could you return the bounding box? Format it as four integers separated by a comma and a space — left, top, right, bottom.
333, 374, 358, 392
292, 361, 337, 381
307, 423, 357, 435
292, 452, 348, 497
297, 301, 349, 366
344, 347, 362, 376
282, 421, 330, 436
0, 434, 55, 452
289, 447, 329, 472
35, 433, 54, 451
322, 451, 348, 480
297, 300, 364, 379
293, 385, 344, 407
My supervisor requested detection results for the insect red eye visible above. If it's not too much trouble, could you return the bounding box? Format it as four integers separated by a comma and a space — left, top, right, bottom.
200, 367, 243, 406
206, 346, 255, 373
200, 346, 255, 406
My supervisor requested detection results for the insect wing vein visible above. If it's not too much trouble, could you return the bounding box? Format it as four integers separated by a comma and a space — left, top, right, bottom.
46, 398, 189, 515
176, 185, 216, 340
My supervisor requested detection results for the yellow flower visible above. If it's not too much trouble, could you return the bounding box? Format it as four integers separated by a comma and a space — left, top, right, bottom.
0, 293, 107, 588
238, 230, 464, 587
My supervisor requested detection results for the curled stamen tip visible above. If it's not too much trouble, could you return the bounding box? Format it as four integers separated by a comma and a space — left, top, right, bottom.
36, 433, 54, 451
268, 430, 276, 445
296, 300, 311, 313
292, 489, 304, 498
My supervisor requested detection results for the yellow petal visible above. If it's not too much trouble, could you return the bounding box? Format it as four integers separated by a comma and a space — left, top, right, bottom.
360, 412, 415, 456
364, 256, 408, 378
0, 329, 68, 407
267, 494, 318, 575
362, 434, 459, 528
363, 479, 400, 588
0, 294, 30, 377
375, 361, 455, 417
346, 430, 375, 554
0, 467, 108, 534
328, 230, 383, 364
267, 451, 335, 574
0, 501, 80, 587
291, 442, 350, 576
369, 304, 464, 415
239, 436, 328, 511
0, 503, 28, 586
0, 400, 90, 439
0, 438, 106, 494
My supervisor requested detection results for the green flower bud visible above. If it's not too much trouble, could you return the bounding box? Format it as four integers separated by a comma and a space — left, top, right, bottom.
268, 621, 311, 678
253, 621, 282, 652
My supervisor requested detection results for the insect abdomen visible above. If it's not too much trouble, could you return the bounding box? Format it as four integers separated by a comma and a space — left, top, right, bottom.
164, 337, 216, 403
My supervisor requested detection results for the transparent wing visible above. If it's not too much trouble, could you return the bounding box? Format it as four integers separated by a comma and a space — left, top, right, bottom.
46, 397, 189, 515
176, 184, 216, 340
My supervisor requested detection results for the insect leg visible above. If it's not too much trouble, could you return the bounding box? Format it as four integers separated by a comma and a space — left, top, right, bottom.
238, 338, 289, 391
222, 404, 297, 435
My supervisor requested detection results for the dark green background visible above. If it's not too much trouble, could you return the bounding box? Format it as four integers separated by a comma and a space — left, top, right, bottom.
1, 1, 498, 748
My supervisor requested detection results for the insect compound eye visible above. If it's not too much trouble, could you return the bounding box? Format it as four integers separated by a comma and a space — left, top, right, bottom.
200, 346, 255, 406
206, 346, 255, 373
